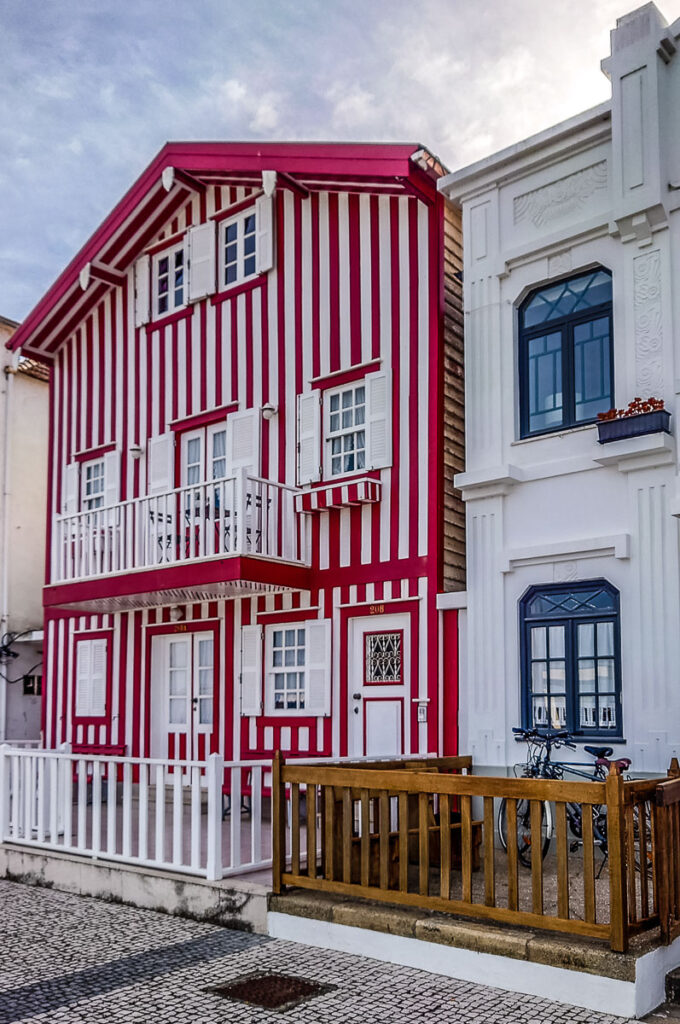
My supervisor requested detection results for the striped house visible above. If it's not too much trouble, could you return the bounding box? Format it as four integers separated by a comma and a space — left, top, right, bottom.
9, 142, 465, 767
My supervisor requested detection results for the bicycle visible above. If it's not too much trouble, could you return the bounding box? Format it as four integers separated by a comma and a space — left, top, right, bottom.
497, 727, 631, 871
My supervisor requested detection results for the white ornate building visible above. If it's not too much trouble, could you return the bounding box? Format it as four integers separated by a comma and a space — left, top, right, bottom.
440, 2, 680, 774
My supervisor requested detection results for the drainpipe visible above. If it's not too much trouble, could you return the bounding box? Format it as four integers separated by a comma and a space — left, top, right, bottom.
0, 352, 17, 741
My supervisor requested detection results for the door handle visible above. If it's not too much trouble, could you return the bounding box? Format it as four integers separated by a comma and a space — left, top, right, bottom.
352, 692, 362, 700
192, 697, 198, 706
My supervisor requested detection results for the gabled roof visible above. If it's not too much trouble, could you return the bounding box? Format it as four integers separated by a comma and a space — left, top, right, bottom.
10, 141, 447, 360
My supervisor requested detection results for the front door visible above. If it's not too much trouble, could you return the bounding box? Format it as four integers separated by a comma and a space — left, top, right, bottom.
348, 614, 410, 757
151, 632, 215, 760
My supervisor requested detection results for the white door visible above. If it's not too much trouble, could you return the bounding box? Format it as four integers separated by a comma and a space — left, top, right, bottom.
151, 632, 215, 761
348, 614, 410, 757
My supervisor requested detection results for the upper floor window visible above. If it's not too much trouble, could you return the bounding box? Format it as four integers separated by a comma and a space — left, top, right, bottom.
154, 243, 185, 317
296, 371, 392, 486
518, 269, 613, 438
221, 210, 257, 289
83, 459, 105, 510
327, 384, 366, 477
520, 580, 622, 738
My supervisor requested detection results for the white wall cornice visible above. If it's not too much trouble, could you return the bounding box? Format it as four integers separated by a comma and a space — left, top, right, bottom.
501, 534, 631, 573
440, 104, 612, 204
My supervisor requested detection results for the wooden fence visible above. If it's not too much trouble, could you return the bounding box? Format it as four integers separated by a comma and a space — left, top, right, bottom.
655, 763, 680, 943
272, 753, 676, 953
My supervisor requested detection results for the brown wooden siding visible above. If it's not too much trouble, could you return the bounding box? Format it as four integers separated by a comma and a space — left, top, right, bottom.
441, 199, 465, 591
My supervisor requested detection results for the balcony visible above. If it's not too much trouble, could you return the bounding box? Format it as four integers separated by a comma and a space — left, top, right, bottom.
48, 471, 310, 611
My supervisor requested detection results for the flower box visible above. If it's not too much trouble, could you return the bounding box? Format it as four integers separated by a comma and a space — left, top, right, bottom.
597, 409, 671, 444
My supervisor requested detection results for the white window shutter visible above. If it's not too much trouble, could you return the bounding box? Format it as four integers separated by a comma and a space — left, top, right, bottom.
305, 619, 331, 717
227, 409, 260, 476
187, 222, 216, 301
90, 639, 107, 717
63, 463, 80, 514
134, 255, 151, 327
148, 432, 175, 494
366, 369, 392, 470
297, 391, 321, 485
75, 641, 92, 717
103, 450, 120, 508
256, 194, 274, 274
241, 625, 263, 716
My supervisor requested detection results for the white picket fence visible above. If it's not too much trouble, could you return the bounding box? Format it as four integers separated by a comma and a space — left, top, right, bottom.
0, 746, 273, 881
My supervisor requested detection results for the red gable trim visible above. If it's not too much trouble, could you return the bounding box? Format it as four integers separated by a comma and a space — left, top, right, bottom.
11, 142, 440, 359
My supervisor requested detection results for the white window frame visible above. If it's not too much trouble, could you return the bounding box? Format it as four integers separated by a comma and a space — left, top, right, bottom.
220, 208, 258, 290
75, 636, 108, 719
324, 382, 367, 479
153, 241, 186, 318
265, 625, 307, 716
179, 422, 229, 488
82, 458, 105, 511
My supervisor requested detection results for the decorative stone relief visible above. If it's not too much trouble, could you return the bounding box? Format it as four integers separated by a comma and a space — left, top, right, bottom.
513, 161, 607, 228
548, 250, 572, 278
553, 560, 578, 583
633, 249, 664, 396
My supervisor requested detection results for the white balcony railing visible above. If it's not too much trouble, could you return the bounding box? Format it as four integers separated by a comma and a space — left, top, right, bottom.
53, 470, 307, 583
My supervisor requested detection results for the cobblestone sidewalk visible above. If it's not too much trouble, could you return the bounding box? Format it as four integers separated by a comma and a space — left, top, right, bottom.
0, 879, 637, 1023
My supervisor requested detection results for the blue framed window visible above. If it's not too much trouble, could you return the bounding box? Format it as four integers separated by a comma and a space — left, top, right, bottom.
519, 269, 613, 437
520, 580, 622, 738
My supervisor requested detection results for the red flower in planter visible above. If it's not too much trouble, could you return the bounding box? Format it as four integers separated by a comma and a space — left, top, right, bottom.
597, 397, 664, 422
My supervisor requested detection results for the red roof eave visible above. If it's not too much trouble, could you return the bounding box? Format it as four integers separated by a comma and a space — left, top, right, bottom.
10, 141, 441, 359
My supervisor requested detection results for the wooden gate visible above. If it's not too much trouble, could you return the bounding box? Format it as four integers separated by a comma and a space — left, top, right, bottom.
655, 762, 680, 944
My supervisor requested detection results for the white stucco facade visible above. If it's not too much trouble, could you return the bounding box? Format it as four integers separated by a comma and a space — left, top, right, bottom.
0, 316, 48, 742
440, 3, 680, 774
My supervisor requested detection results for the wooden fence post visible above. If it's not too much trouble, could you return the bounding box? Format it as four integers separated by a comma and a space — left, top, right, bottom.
606, 764, 629, 953
668, 757, 680, 779
272, 751, 285, 894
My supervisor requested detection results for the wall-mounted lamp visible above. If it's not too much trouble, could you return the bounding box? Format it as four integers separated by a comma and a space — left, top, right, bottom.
261, 402, 278, 421
169, 606, 184, 622
129, 443, 143, 460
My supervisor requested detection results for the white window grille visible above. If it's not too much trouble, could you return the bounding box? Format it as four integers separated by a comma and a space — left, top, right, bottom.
83, 460, 105, 510
222, 210, 257, 288
154, 243, 185, 316
271, 628, 306, 711
327, 384, 366, 477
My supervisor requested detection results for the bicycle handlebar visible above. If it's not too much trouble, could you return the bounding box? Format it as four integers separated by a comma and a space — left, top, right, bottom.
512, 726, 576, 749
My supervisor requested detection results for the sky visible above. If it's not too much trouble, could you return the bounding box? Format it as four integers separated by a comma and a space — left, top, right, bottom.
2, 0, 680, 323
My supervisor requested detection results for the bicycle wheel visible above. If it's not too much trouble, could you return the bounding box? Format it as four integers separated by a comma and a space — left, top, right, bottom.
498, 798, 552, 867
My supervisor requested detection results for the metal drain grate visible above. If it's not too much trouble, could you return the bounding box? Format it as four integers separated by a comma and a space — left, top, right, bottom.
208, 972, 335, 1012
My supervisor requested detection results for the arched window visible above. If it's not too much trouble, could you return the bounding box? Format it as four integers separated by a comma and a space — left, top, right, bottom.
518, 269, 613, 437
520, 580, 622, 737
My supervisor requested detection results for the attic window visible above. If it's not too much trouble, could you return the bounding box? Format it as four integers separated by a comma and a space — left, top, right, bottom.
154, 242, 185, 316
221, 209, 257, 288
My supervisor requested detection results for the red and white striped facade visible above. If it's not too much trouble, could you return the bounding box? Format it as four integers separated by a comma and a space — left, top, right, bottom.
11, 143, 462, 764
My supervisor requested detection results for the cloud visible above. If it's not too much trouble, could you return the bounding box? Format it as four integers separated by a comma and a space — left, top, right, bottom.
3, 0, 680, 320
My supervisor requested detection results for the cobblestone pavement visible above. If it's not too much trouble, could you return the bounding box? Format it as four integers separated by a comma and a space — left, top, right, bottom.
0, 879, 638, 1024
